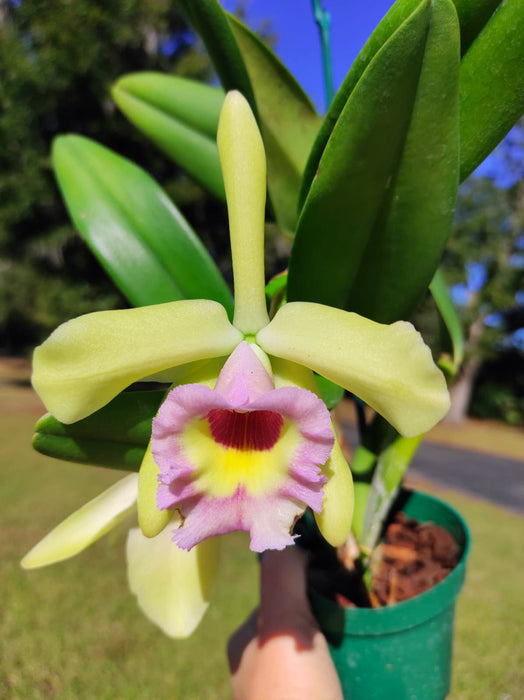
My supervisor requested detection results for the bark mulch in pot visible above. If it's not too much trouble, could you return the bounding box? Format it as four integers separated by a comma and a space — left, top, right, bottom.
307, 512, 461, 609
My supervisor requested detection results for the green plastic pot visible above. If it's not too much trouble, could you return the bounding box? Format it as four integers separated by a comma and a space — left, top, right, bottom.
309, 490, 471, 700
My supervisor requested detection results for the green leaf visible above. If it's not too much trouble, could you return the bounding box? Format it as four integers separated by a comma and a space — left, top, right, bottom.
459, 0, 524, 180
177, 0, 255, 108
112, 73, 225, 200
53, 135, 233, 314
288, 0, 460, 324
299, 0, 422, 211
314, 375, 345, 410
227, 16, 321, 232
430, 268, 465, 373
33, 390, 164, 470
32, 434, 146, 471
453, 0, 502, 54
359, 434, 423, 549
265, 271, 288, 302
299, 0, 506, 209
176, 1, 320, 232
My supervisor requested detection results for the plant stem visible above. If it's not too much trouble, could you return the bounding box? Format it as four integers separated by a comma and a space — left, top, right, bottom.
311, 0, 335, 109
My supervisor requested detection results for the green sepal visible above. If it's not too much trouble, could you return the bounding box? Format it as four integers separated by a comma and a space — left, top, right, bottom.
53, 135, 233, 314
228, 16, 321, 232
32, 390, 164, 470
112, 73, 225, 199
176, 0, 321, 232
288, 0, 460, 324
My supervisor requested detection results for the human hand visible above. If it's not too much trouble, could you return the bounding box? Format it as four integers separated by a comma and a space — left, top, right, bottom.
227, 547, 343, 700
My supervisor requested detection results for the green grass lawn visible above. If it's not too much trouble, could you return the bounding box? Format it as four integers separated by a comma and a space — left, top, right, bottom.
1, 397, 523, 699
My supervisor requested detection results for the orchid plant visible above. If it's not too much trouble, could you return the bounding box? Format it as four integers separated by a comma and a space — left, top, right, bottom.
23, 0, 524, 639
23, 90, 447, 636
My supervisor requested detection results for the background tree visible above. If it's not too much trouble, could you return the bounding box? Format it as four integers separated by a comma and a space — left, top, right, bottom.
441, 123, 524, 424
0, 0, 224, 353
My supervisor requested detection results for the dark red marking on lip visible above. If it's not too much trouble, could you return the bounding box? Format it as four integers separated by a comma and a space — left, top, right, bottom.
206, 409, 283, 451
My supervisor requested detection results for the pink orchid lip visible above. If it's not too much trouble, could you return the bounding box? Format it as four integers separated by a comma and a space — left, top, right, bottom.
152, 341, 334, 552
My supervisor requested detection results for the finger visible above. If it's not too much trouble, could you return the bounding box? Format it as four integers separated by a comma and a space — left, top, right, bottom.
227, 609, 258, 674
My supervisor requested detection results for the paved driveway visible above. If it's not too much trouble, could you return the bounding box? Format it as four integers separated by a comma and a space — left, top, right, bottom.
343, 425, 524, 513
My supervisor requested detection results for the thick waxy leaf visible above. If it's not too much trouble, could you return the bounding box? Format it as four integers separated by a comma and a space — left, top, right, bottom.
32, 433, 146, 471
299, 0, 523, 216
288, 0, 460, 324
299, 0, 505, 210
228, 16, 321, 232
314, 375, 345, 411
299, 0, 422, 210
112, 74, 225, 199
127, 527, 220, 638
32, 391, 164, 469
459, 0, 524, 180
359, 434, 423, 550
177, 1, 320, 231
35, 391, 162, 444
453, 0, 502, 53
430, 269, 465, 373
22, 474, 138, 568
177, 0, 255, 108
53, 135, 233, 313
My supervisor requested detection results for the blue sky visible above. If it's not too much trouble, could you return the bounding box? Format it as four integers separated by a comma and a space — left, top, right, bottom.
221, 1, 396, 112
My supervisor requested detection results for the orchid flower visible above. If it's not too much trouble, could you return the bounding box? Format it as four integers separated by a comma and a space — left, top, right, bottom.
23, 91, 449, 638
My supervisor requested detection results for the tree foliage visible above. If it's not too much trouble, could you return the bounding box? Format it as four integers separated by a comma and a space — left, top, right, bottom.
441, 124, 524, 422
0, 0, 217, 352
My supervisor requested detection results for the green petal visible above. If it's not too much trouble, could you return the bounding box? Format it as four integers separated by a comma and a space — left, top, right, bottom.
217, 91, 269, 334
126, 526, 220, 638
32, 299, 242, 423
21, 474, 138, 569
138, 443, 173, 538
314, 435, 353, 547
257, 302, 450, 438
